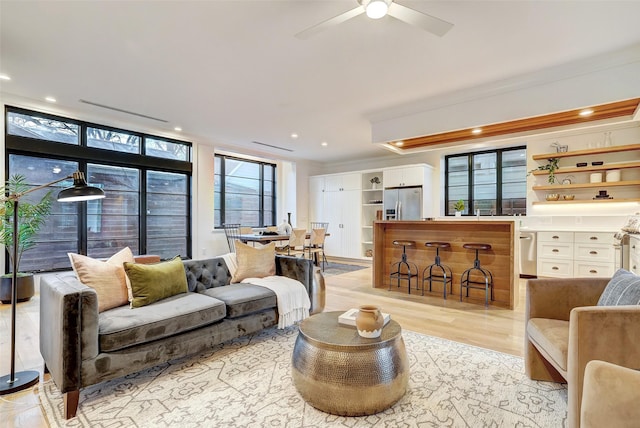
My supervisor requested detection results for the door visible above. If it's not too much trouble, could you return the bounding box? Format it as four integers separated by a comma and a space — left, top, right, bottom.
398, 187, 421, 220
383, 189, 398, 220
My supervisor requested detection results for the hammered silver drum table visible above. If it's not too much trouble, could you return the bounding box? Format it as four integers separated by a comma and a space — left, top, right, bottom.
291, 311, 408, 416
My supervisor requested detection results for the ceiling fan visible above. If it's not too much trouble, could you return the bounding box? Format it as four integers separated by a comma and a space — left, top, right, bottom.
295, 0, 454, 39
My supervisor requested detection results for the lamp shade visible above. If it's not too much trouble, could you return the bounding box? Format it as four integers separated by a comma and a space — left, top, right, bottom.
57, 171, 105, 202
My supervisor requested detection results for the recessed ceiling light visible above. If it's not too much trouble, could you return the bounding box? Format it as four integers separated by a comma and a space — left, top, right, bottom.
0, 74, 11, 81
321, 141, 328, 147
174, 126, 182, 132
45, 96, 57, 103
472, 128, 482, 134
579, 109, 594, 117
394, 141, 404, 146
290, 133, 299, 139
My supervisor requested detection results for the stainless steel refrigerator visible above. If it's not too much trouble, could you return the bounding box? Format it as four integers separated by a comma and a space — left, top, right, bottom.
383, 186, 422, 220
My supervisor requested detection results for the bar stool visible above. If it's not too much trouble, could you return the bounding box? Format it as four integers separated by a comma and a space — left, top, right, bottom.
460, 243, 494, 306
421, 242, 453, 298
389, 240, 418, 294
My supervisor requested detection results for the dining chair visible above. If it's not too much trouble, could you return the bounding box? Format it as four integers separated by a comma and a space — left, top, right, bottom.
223, 223, 242, 253
305, 228, 327, 271
309, 222, 329, 268
239, 226, 253, 234
276, 228, 307, 256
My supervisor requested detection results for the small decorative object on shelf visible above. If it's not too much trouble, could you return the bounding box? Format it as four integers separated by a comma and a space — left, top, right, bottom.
592, 161, 604, 166
606, 169, 621, 182
563, 195, 575, 201
370, 176, 381, 190
546, 193, 560, 201
551, 141, 568, 153
528, 157, 560, 184
594, 190, 613, 200
365, 249, 373, 257
604, 131, 613, 147
453, 199, 464, 216
576, 162, 588, 167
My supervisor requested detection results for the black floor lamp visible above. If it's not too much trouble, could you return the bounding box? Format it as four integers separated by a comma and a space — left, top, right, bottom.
0, 171, 104, 395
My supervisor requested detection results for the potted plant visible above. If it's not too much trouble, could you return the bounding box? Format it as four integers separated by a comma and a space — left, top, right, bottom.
453, 199, 464, 216
528, 158, 560, 184
0, 175, 53, 303
370, 176, 381, 189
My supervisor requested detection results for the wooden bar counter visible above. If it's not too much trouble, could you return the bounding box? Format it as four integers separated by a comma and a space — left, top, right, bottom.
373, 220, 519, 309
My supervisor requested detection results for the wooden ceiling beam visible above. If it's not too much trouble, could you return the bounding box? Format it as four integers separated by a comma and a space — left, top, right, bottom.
389, 98, 640, 151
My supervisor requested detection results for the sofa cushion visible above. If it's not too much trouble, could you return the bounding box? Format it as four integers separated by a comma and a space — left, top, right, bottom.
125, 256, 189, 308
231, 242, 276, 283
68, 247, 134, 312
184, 258, 231, 292
200, 283, 276, 318
597, 269, 640, 306
527, 318, 570, 372
99, 292, 226, 352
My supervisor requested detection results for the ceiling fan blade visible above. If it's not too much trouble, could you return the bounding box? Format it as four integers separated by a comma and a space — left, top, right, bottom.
387, 2, 453, 37
295, 6, 364, 39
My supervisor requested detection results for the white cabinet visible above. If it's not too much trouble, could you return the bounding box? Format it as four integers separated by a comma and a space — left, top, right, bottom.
630, 235, 640, 275
383, 166, 425, 187
309, 172, 362, 259
537, 231, 617, 278
537, 232, 574, 278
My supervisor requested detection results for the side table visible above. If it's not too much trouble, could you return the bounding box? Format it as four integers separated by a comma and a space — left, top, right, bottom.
291, 311, 408, 416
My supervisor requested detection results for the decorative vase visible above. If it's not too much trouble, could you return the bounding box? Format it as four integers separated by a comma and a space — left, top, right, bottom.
372, 183, 377, 190
287, 212, 292, 227
355, 305, 384, 338
455, 211, 462, 217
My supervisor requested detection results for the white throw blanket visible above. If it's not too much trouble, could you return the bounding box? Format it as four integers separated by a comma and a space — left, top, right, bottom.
220, 252, 310, 328
241, 276, 310, 328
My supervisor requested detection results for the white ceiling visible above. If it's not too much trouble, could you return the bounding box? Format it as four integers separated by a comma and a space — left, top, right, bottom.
2, 1, 640, 163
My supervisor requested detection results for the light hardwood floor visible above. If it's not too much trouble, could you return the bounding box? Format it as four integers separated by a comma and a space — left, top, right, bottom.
0, 265, 528, 427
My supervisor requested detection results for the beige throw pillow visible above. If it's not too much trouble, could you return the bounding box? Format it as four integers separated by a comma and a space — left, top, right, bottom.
68, 247, 135, 312
231, 241, 276, 283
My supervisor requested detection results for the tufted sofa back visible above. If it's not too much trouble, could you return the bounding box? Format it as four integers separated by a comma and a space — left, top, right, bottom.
183, 257, 232, 292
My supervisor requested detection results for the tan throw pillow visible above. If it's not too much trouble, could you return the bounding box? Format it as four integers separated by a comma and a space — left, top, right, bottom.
231, 241, 276, 283
68, 247, 135, 312
124, 256, 188, 308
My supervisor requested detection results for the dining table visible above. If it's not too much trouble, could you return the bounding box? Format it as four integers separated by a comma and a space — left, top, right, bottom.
238, 232, 329, 244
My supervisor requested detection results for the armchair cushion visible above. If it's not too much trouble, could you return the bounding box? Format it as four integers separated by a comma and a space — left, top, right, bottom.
597, 269, 640, 306
527, 318, 569, 372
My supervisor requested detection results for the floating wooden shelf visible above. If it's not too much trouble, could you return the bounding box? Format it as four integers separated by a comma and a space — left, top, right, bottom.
532, 198, 640, 205
533, 180, 640, 191
532, 144, 640, 160
532, 161, 640, 176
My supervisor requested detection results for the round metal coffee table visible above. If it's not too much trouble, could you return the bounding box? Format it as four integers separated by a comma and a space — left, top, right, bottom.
291, 311, 408, 416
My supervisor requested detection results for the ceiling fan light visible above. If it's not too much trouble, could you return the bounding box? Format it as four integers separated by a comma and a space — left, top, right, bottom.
366, 0, 388, 19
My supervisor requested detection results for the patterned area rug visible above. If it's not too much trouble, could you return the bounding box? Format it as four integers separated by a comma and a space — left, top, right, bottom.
321, 263, 368, 277
40, 326, 567, 427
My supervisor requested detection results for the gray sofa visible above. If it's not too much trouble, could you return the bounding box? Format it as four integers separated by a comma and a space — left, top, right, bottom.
40, 255, 324, 419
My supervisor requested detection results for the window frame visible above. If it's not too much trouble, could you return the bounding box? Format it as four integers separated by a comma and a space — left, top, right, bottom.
4, 105, 193, 272
214, 153, 276, 228
444, 145, 527, 216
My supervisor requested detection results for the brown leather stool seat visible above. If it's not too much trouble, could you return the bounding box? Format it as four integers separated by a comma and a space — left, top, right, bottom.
421, 242, 453, 298
389, 240, 419, 294
460, 243, 494, 306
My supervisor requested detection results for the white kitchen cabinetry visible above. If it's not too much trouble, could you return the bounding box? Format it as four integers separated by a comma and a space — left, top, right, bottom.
309, 172, 362, 259
383, 166, 425, 187
630, 235, 640, 275
537, 231, 617, 278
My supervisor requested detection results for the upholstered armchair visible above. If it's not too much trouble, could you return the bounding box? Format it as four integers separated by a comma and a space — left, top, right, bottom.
525, 276, 640, 428
580, 360, 640, 428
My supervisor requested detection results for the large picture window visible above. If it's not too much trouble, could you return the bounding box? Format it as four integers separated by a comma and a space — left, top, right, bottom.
5, 106, 192, 272
445, 146, 527, 216
214, 154, 276, 228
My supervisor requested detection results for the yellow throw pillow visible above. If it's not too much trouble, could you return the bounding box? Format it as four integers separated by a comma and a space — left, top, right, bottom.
124, 256, 188, 308
68, 247, 135, 312
231, 241, 276, 283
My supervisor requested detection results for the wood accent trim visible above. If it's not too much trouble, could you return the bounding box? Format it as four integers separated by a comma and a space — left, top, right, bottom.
532, 198, 640, 205
532, 161, 640, 175
532, 143, 640, 160
389, 99, 640, 150
532, 180, 640, 191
